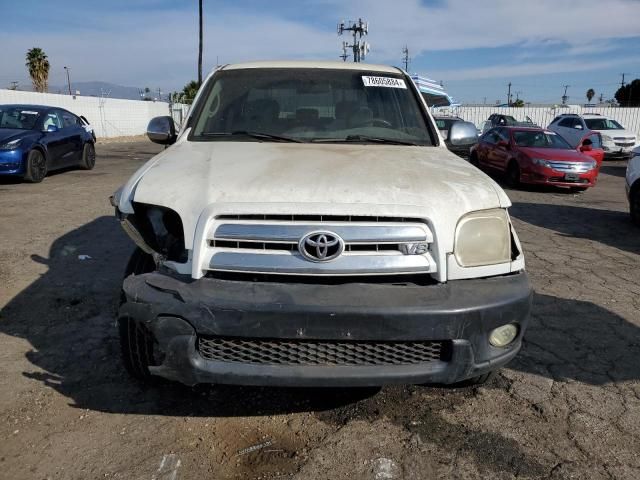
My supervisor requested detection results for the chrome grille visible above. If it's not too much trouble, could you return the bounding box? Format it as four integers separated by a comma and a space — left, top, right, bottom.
197, 336, 448, 366
547, 161, 594, 173
204, 214, 437, 276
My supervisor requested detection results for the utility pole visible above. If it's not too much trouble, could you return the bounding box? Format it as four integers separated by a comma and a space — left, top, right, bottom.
562, 84, 570, 105
157, 88, 162, 101
198, 0, 203, 85
507, 82, 512, 106
64, 66, 72, 95
620, 73, 628, 88
337, 18, 369, 62
599, 93, 604, 104
402, 46, 410, 72
515, 91, 522, 102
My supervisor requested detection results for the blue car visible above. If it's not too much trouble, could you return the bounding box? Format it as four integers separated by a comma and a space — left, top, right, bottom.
0, 104, 96, 183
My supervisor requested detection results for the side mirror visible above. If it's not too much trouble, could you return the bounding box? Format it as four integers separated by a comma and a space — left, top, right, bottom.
580, 145, 593, 152
448, 121, 478, 147
46, 124, 59, 133
574, 124, 583, 130
147, 116, 177, 145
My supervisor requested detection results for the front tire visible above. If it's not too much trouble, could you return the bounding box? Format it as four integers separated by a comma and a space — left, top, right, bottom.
79, 142, 96, 170
119, 248, 157, 380
23, 149, 47, 183
451, 371, 496, 388
506, 161, 521, 188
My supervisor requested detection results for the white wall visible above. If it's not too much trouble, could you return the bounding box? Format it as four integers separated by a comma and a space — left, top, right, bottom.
0, 89, 171, 138
433, 105, 640, 136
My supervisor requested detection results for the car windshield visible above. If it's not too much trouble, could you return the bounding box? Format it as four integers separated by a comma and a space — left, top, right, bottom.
0, 107, 41, 130
584, 118, 624, 130
190, 68, 434, 145
513, 130, 572, 149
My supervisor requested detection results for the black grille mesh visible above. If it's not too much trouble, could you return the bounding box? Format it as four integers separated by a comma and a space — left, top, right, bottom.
197, 336, 447, 366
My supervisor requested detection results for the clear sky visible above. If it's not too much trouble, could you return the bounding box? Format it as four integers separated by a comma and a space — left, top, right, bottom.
2, 0, 640, 104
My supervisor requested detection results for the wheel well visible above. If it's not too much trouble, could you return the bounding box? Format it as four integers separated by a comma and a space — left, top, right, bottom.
31, 144, 47, 159
631, 180, 640, 198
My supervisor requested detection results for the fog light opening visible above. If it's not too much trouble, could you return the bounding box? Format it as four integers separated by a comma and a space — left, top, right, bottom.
489, 324, 519, 347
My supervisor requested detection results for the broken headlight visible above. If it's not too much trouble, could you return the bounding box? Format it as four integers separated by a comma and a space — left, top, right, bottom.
121, 203, 188, 263
454, 208, 511, 267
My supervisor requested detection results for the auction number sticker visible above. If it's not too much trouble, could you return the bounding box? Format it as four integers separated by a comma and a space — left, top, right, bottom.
362, 76, 407, 89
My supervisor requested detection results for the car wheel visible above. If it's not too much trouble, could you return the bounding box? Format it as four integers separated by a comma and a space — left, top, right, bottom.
630, 186, 640, 227
79, 142, 96, 170
506, 161, 521, 188
450, 371, 496, 387
23, 149, 48, 183
119, 248, 158, 380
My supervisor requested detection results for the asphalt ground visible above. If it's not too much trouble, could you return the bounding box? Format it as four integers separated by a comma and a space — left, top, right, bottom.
0, 142, 638, 479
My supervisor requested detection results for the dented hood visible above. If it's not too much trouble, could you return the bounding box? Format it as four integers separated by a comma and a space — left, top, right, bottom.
128, 141, 509, 248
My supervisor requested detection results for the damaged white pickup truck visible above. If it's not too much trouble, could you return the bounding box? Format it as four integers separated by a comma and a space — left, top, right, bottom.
111, 61, 531, 387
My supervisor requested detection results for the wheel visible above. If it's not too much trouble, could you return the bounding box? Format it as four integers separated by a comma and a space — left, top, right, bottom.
570, 186, 588, 193
506, 161, 521, 188
23, 149, 47, 183
451, 371, 496, 388
469, 152, 479, 167
79, 142, 96, 170
119, 248, 158, 380
630, 186, 640, 227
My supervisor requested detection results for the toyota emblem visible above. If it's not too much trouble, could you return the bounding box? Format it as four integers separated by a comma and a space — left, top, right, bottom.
298, 231, 344, 262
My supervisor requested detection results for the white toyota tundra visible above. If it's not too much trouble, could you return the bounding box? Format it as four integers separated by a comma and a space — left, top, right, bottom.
112, 61, 531, 387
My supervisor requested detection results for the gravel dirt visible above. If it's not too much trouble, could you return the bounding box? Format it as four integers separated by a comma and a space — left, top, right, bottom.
0, 142, 638, 479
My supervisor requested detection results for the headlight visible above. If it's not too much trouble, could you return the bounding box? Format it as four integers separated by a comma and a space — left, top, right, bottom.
531, 158, 550, 167
454, 208, 511, 267
601, 134, 613, 143
587, 160, 597, 170
0, 138, 22, 150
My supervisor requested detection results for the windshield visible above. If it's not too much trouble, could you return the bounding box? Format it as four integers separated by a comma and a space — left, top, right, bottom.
584, 118, 623, 130
191, 68, 434, 145
0, 107, 41, 130
513, 130, 572, 149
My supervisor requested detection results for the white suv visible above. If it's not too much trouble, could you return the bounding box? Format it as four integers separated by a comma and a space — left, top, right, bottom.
111, 61, 531, 388
548, 113, 637, 158
627, 147, 640, 226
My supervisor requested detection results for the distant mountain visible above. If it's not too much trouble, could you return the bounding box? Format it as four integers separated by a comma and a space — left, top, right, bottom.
46, 81, 163, 101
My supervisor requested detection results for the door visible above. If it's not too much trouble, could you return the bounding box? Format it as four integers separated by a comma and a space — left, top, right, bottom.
487, 128, 511, 171
57, 109, 84, 165
41, 111, 67, 167
477, 128, 499, 166
579, 132, 605, 165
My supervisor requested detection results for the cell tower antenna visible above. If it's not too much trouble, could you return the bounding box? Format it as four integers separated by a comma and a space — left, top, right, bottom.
402, 46, 410, 72
337, 18, 369, 62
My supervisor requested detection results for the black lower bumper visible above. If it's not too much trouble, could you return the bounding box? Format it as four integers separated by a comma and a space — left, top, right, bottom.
119, 271, 532, 387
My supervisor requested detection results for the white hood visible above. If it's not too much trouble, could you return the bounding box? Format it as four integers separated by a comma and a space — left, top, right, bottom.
125, 141, 510, 251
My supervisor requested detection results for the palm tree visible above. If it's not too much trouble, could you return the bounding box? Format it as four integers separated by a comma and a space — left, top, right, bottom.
198, 0, 203, 86
586, 88, 595, 103
26, 48, 50, 93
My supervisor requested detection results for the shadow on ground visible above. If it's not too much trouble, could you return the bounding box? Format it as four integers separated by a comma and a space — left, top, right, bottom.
510, 202, 639, 255
1, 216, 639, 420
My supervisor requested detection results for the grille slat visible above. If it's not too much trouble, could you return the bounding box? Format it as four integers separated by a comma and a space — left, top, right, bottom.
197, 336, 447, 366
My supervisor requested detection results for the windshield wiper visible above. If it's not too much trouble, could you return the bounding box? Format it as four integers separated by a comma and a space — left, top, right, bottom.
311, 135, 420, 146
200, 131, 302, 143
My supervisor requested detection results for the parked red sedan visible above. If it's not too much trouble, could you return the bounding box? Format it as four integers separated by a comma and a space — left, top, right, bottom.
470, 126, 601, 191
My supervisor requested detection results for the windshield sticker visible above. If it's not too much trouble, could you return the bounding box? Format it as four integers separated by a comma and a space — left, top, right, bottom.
544, 131, 557, 135
362, 76, 407, 89
21, 111, 39, 115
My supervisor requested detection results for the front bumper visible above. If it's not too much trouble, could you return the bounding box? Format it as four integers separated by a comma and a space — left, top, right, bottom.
0, 149, 25, 175
520, 167, 597, 188
119, 271, 532, 387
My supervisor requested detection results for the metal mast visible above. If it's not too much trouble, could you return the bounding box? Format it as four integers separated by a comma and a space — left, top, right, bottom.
337, 18, 370, 62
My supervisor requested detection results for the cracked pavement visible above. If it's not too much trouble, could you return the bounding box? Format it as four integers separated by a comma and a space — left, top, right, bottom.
0, 143, 638, 479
